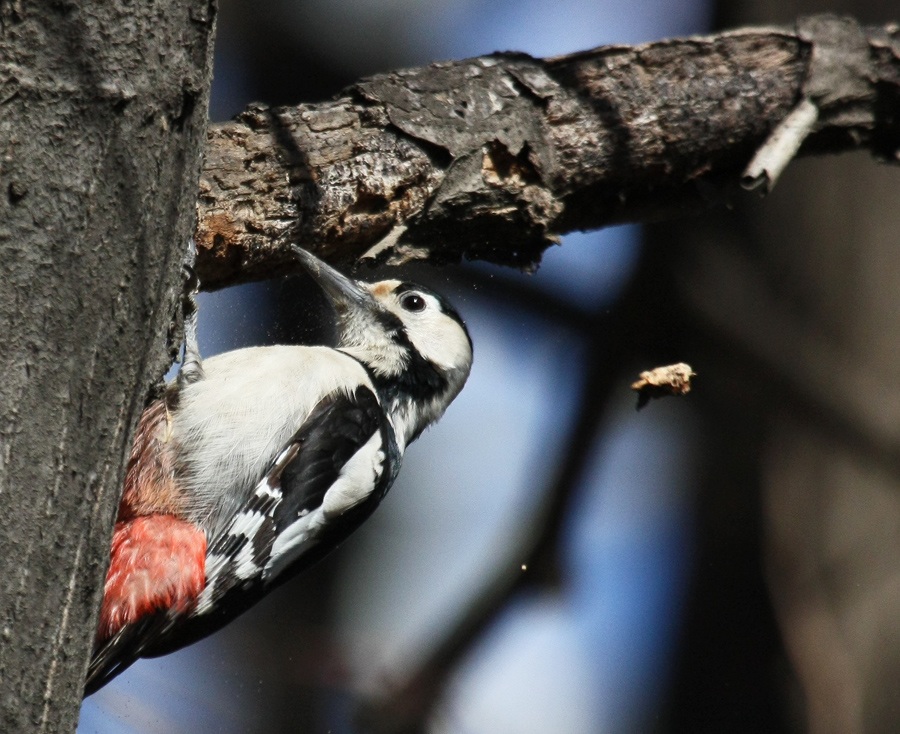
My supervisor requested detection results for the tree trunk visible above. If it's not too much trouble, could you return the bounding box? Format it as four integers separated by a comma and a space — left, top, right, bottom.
0, 3, 216, 731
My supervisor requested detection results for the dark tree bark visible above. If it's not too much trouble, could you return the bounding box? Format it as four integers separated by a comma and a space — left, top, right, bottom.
195, 14, 900, 290
0, 3, 216, 731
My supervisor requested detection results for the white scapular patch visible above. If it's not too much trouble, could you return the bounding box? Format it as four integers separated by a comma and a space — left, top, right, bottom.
322, 431, 385, 518
263, 431, 385, 581
262, 507, 325, 582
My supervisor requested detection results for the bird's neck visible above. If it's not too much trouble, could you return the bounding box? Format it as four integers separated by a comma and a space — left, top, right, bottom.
338, 341, 407, 383
339, 343, 455, 452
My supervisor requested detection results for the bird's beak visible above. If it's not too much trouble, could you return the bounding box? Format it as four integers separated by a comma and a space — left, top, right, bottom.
293, 247, 380, 330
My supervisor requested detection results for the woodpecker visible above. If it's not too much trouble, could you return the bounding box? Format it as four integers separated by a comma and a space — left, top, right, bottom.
85, 248, 473, 695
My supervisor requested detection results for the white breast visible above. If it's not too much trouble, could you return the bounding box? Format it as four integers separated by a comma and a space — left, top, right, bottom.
171, 345, 377, 536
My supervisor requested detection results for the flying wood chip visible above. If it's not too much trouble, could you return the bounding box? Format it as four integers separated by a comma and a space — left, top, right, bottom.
631, 363, 696, 409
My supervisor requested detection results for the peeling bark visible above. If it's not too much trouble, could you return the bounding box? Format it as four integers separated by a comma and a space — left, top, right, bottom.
196, 14, 900, 290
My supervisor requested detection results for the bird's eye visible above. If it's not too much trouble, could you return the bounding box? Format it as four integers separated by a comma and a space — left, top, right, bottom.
400, 293, 426, 312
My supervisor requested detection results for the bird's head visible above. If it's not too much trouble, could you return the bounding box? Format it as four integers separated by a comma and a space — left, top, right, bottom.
294, 248, 472, 447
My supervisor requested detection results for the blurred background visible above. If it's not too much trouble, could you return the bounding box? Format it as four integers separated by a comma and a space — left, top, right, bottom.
80, 0, 900, 732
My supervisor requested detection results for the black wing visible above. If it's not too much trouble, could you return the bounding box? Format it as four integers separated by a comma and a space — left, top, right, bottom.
86, 385, 398, 694
195, 385, 396, 608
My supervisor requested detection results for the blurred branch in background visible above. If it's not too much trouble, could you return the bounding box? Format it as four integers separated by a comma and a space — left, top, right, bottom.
655, 1, 900, 730
355, 263, 661, 733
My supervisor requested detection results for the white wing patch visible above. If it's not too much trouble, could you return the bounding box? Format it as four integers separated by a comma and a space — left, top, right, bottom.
322, 432, 385, 518
263, 431, 386, 580
261, 507, 326, 582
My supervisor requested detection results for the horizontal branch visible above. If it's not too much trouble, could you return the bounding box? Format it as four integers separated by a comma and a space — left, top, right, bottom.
196, 14, 900, 289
